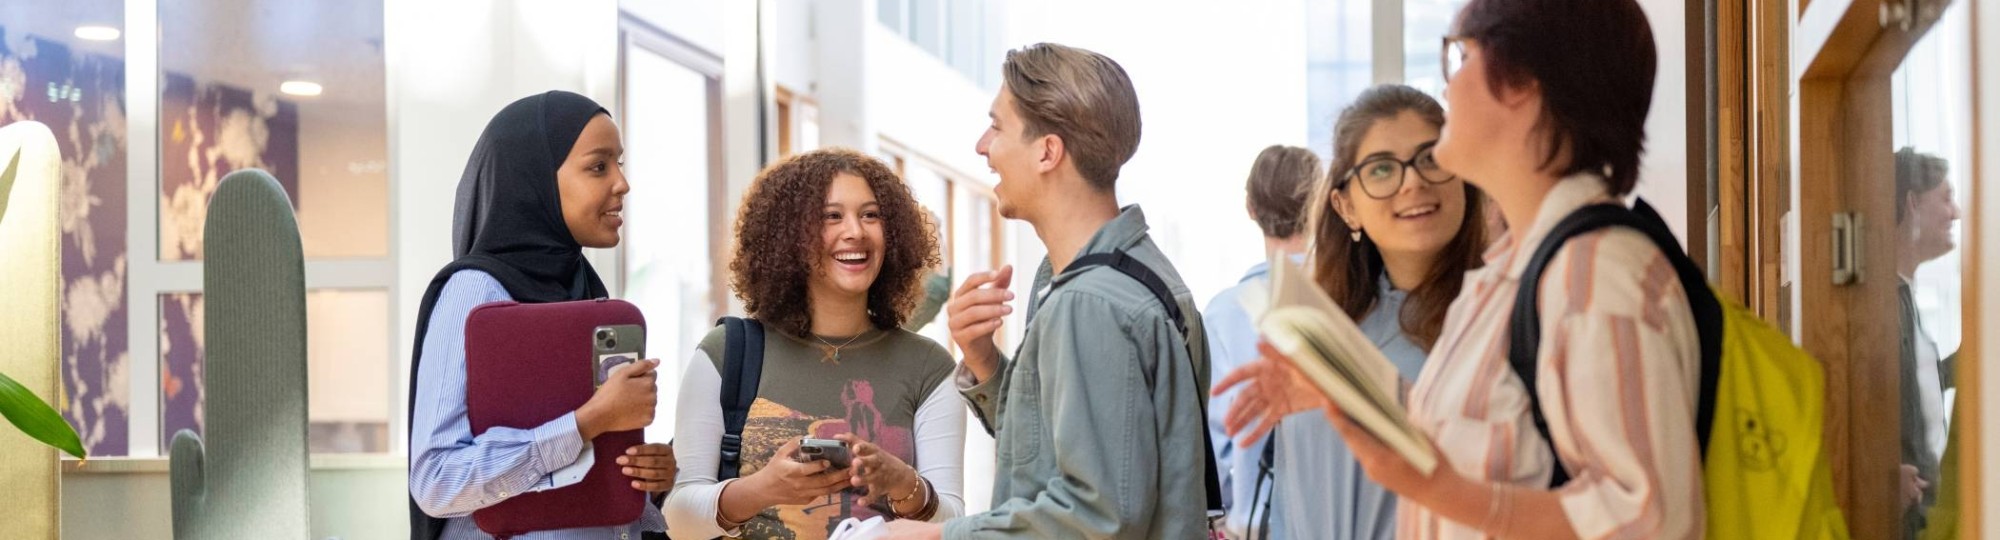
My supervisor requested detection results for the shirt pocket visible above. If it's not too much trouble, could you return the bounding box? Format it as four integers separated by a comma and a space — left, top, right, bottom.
997, 363, 1044, 466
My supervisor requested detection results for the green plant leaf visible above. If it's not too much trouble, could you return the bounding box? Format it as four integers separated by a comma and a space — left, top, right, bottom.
0, 145, 22, 226
0, 370, 85, 460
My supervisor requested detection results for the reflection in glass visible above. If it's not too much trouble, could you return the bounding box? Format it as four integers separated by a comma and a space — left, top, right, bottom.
158, 0, 386, 260
1887, 2, 1972, 537
2, 2, 133, 457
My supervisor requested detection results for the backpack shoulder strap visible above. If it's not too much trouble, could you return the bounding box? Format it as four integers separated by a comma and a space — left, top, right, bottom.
1067, 252, 1188, 333
1507, 199, 1722, 488
1061, 251, 1221, 518
716, 316, 766, 481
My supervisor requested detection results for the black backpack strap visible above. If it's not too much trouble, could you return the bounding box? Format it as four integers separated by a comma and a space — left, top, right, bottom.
716, 317, 766, 481
1506, 199, 1722, 489
1253, 432, 1278, 540
1062, 252, 1222, 517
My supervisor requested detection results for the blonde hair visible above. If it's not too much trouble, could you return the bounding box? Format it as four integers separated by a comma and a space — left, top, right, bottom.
1001, 43, 1141, 191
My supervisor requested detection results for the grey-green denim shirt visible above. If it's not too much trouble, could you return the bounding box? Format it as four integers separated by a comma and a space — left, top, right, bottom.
944, 206, 1213, 539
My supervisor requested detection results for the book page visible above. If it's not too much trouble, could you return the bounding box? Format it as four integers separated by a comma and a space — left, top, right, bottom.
1255, 254, 1437, 474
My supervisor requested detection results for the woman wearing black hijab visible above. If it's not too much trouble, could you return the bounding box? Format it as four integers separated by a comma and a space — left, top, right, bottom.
407, 91, 672, 539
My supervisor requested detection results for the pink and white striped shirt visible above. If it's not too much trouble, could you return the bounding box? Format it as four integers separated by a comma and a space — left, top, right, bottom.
1399, 173, 1705, 539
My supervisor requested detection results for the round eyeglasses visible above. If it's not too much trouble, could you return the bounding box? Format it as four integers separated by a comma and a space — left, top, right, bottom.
1340, 146, 1458, 199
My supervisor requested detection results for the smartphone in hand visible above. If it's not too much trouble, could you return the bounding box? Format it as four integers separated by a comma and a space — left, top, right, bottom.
592, 324, 646, 387
796, 438, 853, 470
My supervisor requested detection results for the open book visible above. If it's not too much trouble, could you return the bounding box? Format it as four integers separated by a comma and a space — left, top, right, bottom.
1252, 255, 1438, 475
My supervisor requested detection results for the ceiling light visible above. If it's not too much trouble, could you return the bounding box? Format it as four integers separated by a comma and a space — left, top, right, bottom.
74, 26, 121, 41
279, 80, 323, 97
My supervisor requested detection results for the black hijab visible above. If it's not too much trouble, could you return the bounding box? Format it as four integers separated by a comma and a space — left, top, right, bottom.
408, 90, 611, 538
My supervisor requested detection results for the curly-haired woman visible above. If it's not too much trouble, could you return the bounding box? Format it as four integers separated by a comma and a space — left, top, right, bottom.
664, 148, 964, 539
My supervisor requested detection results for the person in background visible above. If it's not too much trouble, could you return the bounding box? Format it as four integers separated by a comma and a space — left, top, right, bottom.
1895, 147, 1959, 538
1220, 1, 1708, 538
1203, 144, 1318, 540
665, 148, 965, 539
407, 90, 673, 539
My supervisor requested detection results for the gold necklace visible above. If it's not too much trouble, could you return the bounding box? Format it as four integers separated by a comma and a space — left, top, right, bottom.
813, 331, 867, 363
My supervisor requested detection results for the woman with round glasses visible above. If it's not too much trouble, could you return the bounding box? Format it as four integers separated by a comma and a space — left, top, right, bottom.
1251, 84, 1487, 540
1220, 0, 1703, 538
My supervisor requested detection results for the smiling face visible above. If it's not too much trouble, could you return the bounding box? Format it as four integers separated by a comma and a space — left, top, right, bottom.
976, 86, 1047, 221
1333, 110, 1468, 263
557, 114, 628, 248
810, 173, 887, 305
1907, 180, 1961, 264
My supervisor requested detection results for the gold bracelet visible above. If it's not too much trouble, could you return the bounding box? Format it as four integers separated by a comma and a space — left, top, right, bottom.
889, 475, 926, 505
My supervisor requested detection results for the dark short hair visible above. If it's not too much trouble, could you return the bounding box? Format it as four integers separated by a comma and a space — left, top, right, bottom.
1895, 147, 1949, 224
1456, 0, 1657, 195
1002, 43, 1142, 192
1245, 145, 1319, 238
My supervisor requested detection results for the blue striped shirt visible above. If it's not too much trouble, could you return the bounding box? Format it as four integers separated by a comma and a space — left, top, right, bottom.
409, 269, 666, 538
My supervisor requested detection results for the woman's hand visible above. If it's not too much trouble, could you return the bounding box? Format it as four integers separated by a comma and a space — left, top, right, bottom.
1215, 342, 1335, 446
836, 433, 922, 514
1219, 342, 1457, 505
576, 359, 659, 440
745, 438, 852, 506
619, 442, 676, 493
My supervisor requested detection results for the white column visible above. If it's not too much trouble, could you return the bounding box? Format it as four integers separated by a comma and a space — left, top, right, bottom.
812, 0, 879, 155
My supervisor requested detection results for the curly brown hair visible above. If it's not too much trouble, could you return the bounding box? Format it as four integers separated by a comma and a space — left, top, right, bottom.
730, 148, 942, 337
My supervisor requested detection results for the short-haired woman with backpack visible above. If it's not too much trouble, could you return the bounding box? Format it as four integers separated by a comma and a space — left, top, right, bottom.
1218, 1, 1708, 538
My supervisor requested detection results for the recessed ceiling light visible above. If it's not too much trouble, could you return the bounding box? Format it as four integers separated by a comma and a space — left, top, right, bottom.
279, 80, 323, 97
74, 26, 121, 41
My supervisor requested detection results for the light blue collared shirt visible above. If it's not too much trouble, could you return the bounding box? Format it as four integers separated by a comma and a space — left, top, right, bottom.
1270, 274, 1427, 540
409, 269, 665, 538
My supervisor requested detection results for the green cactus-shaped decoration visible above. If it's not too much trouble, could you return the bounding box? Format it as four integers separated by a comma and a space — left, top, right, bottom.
169, 169, 311, 537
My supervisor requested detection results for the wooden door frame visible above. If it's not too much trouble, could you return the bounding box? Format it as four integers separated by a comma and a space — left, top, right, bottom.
1792, 0, 1959, 537
1713, 0, 1795, 324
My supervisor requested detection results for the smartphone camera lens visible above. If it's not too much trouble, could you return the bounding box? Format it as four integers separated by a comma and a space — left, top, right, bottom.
596, 329, 612, 342
604, 338, 617, 349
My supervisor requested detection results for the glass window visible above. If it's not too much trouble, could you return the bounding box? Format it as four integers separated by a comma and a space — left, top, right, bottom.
1305, 0, 1372, 162
2, 0, 131, 458
159, 292, 203, 453
158, 0, 387, 261
1404, 0, 1465, 98
305, 289, 391, 453
878, 0, 905, 30
158, 289, 393, 454
620, 33, 722, 442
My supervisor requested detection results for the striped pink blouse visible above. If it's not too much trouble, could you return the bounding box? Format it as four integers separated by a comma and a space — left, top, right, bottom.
1399, 173, 1706, 539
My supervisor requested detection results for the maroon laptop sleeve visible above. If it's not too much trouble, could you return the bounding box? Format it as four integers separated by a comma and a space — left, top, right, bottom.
463, 298, 646, 535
